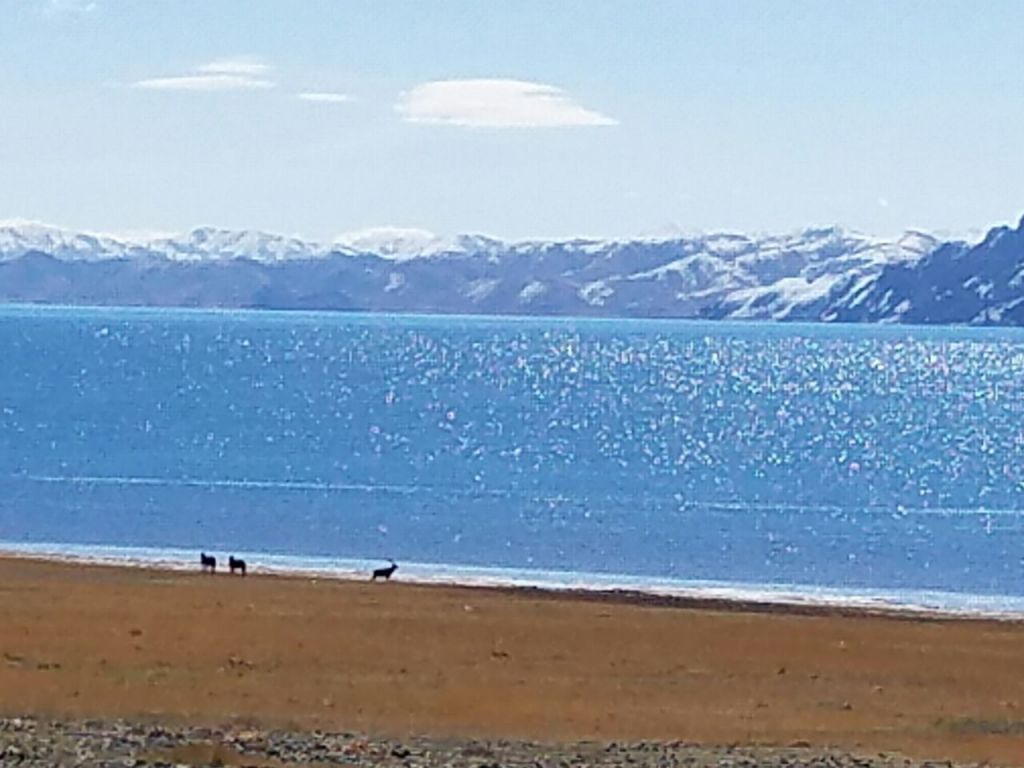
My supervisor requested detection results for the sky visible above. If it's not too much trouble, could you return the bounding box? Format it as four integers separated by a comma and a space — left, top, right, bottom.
2, 0, 1024, 242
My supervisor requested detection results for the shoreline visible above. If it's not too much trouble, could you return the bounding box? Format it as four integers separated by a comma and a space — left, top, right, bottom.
2, 541, 1023, 623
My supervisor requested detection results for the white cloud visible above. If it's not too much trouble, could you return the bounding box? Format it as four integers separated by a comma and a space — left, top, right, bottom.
298, 92, 352, 104
134, 74, 274, 91
396, 78, 617, 128
132, 58, 275, 92
197, 57, 272, 77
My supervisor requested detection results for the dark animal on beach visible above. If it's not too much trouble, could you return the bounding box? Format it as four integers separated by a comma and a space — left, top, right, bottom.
200, 552, 216, 573
228, 556, 247, 576
371, 560, 398, 581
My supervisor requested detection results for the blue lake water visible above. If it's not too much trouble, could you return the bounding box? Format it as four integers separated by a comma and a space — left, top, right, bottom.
2, 304, 1024, 613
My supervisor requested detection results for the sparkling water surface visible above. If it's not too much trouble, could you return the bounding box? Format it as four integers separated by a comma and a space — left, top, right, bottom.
2, 305, 1024, 611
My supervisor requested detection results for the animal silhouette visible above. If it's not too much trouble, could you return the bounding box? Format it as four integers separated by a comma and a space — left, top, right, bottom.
371, 560, 398, 581
200, 552, 216, 573
228, 556, 247, 576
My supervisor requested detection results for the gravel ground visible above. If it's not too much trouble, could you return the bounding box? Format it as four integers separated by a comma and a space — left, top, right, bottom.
0, 717, 973, 768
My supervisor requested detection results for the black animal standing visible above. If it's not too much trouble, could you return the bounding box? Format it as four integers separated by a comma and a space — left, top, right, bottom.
371, 560, 398, 581
228, 556, 247, 576
200, 552, 216, 574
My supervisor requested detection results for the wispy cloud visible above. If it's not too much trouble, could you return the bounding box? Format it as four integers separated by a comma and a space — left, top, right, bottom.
196, 57, 272, 77
133, 58, 275, 92
297, 92, 352, 104
43, 0, 97, 16
396, 78, 616, 128
134, 74, 274, 92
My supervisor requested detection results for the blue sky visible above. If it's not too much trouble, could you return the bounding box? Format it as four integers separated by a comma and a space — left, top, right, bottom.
2, 0, 1024, 241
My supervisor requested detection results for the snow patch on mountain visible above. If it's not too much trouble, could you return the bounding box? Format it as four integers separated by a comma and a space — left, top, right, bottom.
580, 280, 614, 307
466, 278, 501, 302
334, 227, 447, 258
519, 281, 547, 302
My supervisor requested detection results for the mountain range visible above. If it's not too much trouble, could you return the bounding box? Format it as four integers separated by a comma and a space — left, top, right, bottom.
1, 217, 1023, 325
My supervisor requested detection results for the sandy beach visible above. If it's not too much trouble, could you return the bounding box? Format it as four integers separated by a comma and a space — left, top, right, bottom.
2, 556, 1024, 765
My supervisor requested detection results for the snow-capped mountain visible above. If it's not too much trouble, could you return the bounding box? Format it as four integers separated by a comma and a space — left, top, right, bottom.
0, 216, 1021, 325
0, 220, 139, 261
821, 217, 1024, 325
0, 221, 337, 263
146, 227, 330, 262
332, 227, 504, 259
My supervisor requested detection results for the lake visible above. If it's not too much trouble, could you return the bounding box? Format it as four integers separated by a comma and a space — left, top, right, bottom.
2, 305, 1023, 614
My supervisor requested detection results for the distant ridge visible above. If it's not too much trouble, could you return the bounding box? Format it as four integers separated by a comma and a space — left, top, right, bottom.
0, 216, 1022, 325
